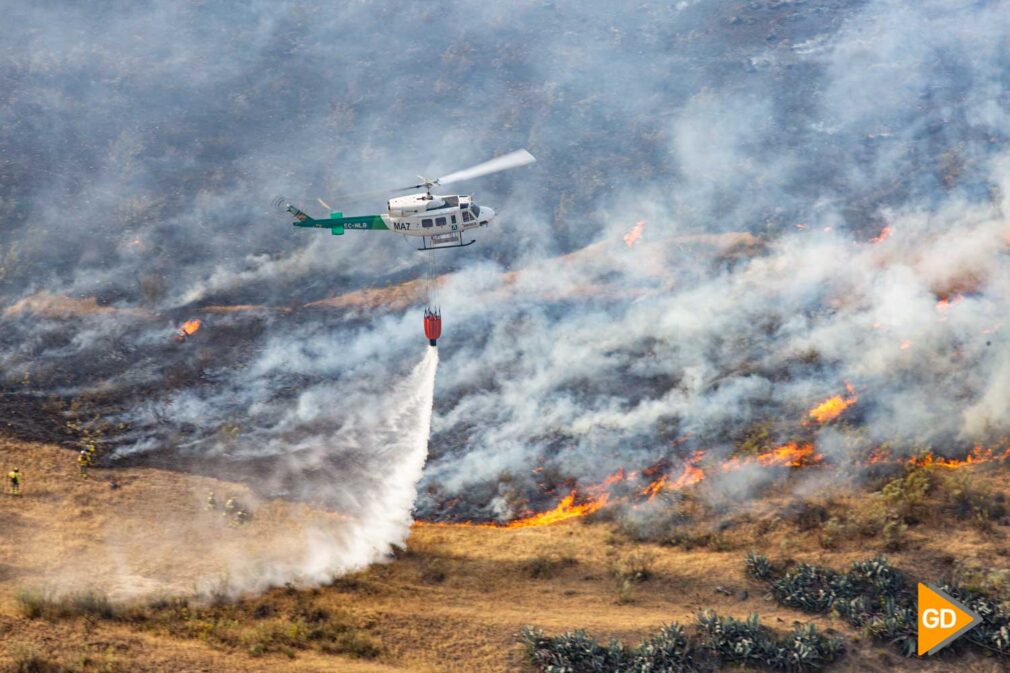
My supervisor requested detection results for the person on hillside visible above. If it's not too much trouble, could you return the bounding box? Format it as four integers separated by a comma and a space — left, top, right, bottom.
7, 467, 21, 495
206, 491, 217, 511
78, 449, 92, 479
223, 497, 240, 527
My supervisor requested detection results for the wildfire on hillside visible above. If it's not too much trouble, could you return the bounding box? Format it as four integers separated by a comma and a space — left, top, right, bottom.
426, 439, 1010, 530
807, 384, 858, 424
175, 319, 202, 342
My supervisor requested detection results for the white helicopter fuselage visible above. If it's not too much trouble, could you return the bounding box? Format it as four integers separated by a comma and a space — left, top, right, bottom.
383, 193, 495, 238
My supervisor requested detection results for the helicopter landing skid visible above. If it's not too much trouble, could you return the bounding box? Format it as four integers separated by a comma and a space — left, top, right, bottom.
418, 232, 476, 251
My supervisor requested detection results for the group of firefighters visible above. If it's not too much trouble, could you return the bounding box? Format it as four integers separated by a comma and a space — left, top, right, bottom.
5, 449, 254, 529
206, 491, 252, 527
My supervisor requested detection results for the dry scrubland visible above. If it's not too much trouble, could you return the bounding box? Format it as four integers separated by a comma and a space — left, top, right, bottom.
1, 437, 1009, 672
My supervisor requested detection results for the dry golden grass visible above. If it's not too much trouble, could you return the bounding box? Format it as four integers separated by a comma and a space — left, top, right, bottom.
1, 437, 1009, 672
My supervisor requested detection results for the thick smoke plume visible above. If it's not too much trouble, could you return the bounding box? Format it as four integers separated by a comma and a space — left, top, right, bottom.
1, 0, 1009, 557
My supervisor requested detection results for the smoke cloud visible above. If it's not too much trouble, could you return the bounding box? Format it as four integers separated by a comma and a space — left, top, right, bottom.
1, 0, 1009, 571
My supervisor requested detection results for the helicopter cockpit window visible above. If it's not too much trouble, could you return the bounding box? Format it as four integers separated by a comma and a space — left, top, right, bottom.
422, 219, 433, 228
462, 210, 473, 222
470, 204, 480, 217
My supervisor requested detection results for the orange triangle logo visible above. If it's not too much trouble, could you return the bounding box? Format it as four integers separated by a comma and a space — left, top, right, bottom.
918, 583, 980, 655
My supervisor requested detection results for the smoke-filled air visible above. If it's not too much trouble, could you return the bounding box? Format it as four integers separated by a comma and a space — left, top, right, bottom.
2, 0, 1010, 593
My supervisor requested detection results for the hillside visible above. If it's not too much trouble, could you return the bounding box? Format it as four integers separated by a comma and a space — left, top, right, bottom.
1, 437, 1009, 672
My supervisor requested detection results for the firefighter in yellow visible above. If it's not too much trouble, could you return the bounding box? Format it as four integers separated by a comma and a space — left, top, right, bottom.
206, 491, 218, 511
7, 467, 21, 495
223, 497, 237, 526
78, 449, 93, 478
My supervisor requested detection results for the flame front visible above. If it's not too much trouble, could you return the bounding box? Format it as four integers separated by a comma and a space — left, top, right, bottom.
180, 319, 202, 336
623, 220, 646, 248
870, 225, 892, 243
423, 440, 1010, 530
808, 386, 858, 424
502, 491, 610, 528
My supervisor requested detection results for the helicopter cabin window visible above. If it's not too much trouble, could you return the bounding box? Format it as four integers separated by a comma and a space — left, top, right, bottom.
462, 210, 473, 222
435, 217, 447, 226
422, 219, 433, 228
451, 215, 457, 224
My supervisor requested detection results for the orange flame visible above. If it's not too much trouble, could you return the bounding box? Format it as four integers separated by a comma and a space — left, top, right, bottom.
179, 319, 202, 336
808, 386, 858, 424
899, 340, 912, 350
667, 450, 706, 490
421, 440, 1010, 529
908, 445, 1010, 469
501, 491, 609, 529
755, 442, 822, 468
870, 225, 892, 244
624, 220, 646, 248
641, 475, 669, 501
935, 294, 963, 312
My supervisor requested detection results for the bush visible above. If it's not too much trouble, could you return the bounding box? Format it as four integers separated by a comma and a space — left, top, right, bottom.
612, 549, 656, 583
755, 554, 1010, 658
525, 552, 578, 579
943, 472, 1006, 530
697, 611, 842, 672
881, 518, 908, 551
880, 468, 931, 523
745, 552, 773, 581
11, 647, 69, 673
16, 588, 119, 621
322, 631, 382, 659
633, 624, 697, 672
818, 518, 846, 550
520, 626, 631, 673
521, 615, 838, 673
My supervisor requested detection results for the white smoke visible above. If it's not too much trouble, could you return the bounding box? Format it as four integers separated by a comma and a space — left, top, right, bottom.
96, 347, 440, 599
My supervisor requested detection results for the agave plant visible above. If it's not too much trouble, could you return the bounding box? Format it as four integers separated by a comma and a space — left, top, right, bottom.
696, 610, 842, 672
520, 626, 632, 673
746, 551, 774, 581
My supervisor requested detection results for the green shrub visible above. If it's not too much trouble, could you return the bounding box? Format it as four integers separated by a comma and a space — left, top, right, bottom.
756, 554, 1010, 658
520, 626, 631, 673
321, 631, 382, 659
943, 472, 1006, 530
880, 468, 931, 523
16, 588, 119, 621
612, 549, 656, 583
881, 518, 907, 551
697, 610, 842, 672
745, 551, 773, 581
521, 615, 837, 673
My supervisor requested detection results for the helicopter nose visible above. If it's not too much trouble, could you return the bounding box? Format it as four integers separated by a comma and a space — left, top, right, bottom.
479, 206, 495, 223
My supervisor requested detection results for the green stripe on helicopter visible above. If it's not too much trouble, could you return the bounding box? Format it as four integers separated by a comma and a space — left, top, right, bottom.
292, 212, 388, 235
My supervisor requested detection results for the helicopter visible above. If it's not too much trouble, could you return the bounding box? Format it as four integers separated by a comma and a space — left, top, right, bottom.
279, 149, 535, 251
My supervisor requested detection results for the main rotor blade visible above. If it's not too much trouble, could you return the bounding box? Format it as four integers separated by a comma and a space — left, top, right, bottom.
436, 149, 536, 187
323, 183, 418, 205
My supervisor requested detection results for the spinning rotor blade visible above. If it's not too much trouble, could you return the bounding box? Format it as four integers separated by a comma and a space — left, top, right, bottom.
318, 149, 536, 205
435, 149, 536, 187
323, 184, 417, 204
